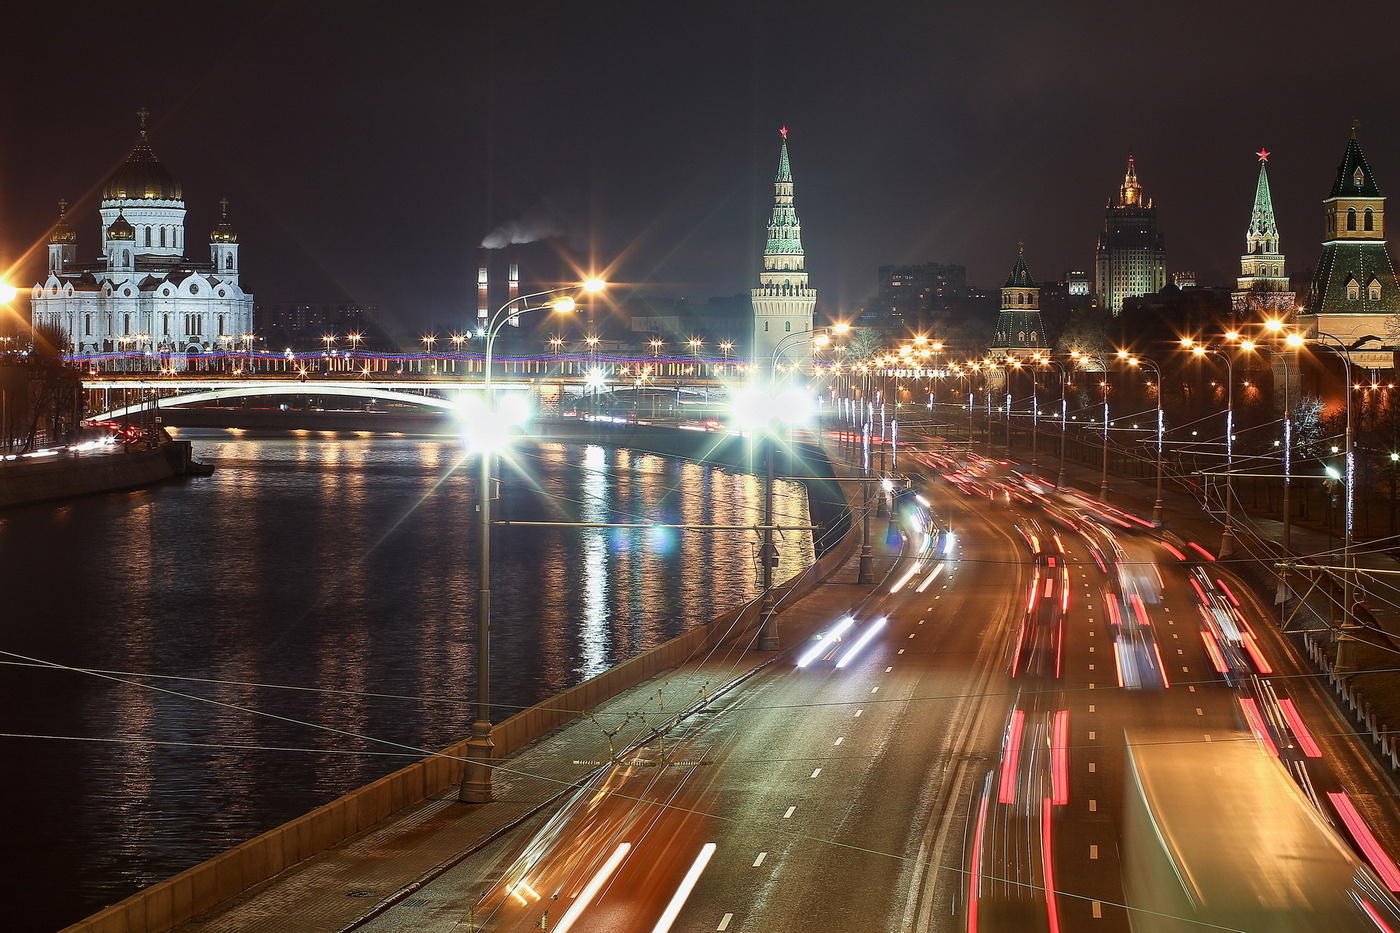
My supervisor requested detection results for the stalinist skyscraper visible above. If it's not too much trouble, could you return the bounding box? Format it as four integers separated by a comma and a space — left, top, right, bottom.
1094, 155, 1166, 315
751, 128, 816, 371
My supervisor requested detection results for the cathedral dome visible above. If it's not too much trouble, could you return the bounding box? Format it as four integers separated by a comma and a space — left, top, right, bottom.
209, 197, 238, 243
106, 212, 136, 241
49, 199, 77, 244
102, 110, 183, 202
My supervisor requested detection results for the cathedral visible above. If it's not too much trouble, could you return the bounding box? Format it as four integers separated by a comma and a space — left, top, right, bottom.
30, 111, 253, 355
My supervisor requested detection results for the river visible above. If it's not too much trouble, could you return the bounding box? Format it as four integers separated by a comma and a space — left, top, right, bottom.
0, 429, 813, 931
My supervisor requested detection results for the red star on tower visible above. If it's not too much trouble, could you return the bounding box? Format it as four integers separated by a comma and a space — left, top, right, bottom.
779, 126, 788, 139
1256, 148, 1271, 162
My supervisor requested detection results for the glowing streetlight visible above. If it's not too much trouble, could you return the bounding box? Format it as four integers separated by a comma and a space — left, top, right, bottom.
649, 338, 663, 358
0, 282, 17, 304
347, 332, 363, 352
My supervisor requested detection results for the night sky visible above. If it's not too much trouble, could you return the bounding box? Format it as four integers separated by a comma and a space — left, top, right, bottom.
2, 2, 1395, 336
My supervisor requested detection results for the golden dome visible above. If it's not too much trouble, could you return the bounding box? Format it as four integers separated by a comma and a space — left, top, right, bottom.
102, 109, 183, 202
106, 211, 136, 241
209, 197, 238, 243
49, 199, 77, 244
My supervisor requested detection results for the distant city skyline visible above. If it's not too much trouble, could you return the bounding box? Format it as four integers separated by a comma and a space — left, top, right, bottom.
2, 3, 1393, 330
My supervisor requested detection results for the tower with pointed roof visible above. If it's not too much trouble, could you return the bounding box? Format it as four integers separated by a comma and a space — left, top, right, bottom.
751, 128, 816, 372
990, 243, 1046, 355
1232, 149, 1293, 318
1094, 154, 1166, 315
30, 109, 253, 355
1299, 124, 1399, 368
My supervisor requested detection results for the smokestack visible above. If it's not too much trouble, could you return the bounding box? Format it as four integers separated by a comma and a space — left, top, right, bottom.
507, 252, 521, 328
477, 247, 489, 327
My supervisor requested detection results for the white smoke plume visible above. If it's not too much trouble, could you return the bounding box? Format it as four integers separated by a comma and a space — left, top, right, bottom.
481, 204, 566, 248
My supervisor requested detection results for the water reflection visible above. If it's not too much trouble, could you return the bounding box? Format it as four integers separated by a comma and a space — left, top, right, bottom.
0, 430, 812, 932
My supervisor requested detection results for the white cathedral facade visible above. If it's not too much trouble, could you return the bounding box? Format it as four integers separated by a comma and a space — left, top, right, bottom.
31, 113, 253, 354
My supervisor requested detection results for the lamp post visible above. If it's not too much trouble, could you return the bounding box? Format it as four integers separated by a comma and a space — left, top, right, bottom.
1182, 338, 1239, 556
1119, 351, 1166, 526
459, 277, 603, 805
1033, 354, 1069, 489
1308, 329, 1380, 672
1262, 321, 1306, 555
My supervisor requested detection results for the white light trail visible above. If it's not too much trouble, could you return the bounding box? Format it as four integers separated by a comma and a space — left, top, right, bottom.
649, 843, 718, 933
915, 563, 945, 593
796, 616, 854, 668
553, 842, 632, 933
836, 617, 887, 668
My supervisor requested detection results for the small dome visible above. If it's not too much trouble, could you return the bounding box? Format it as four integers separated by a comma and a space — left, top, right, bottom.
210, 197, 237, 243
49, 199, 77, 244
102, 109, 183, 202
107, 212, 136, 241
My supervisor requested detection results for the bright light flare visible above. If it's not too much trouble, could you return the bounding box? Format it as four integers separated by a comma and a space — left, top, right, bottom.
1327, 791, 1400, 892
729, 384, 815, 432
648, 843, 717, 933
0, 282, 16, 304
553, 842, 632, 933
835, 616, 887, 668
796, 616, 854, 668
581, 277, 607, 293
455, 393, 532, 454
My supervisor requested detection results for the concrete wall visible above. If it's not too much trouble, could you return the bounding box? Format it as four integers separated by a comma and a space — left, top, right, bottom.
0, 442, 191, 509
61, 444, 861, 933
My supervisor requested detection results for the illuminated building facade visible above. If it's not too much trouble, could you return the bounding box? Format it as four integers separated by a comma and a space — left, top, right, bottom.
1094, 154, 1166, 315
1299, 126, 1398, 368
752, 128, 816, 371
30, 111, 253, 354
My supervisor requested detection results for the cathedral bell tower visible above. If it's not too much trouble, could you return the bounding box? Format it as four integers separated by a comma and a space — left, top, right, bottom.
209, 197, 239, 283
47, 199, 77, 275
751, 127, 816, 374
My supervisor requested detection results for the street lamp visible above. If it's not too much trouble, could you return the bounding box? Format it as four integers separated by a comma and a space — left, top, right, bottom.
460, 276, 602, 805
649, 338, 662, 358
1181, 337, 1242, 556
1118, 351, 1166, 525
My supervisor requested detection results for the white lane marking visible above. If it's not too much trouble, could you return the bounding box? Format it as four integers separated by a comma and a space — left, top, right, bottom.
1089, 799, 1098, 812
908, 633, 915, 639
1203, 734, 1212, 742
553, 842, 631, 933
833, 736, 844, 746
653, 843, 717, 933
810, 768, 821, 778
1088, 664, 1095, 670
1089, 762, 1097, 773
1092, 901, 1103, 919
1088, 683, 1096, 689
1176, 649, 1184, 655
753, 852, 767, 867
919, 620, 924, 625
1088, 704, 1096, 712
854, 709, 863, 717
1089, 844, 1099, 860
1195, 708, 1204, 716
1188, 685, 1196, 693
1089, 646, 1095, 653
898, 648, 905, 654
1171, 633, 1179, 639
1088, 730, 1096, 740
1181, 666, 1189, 672
783, 806, 796, 819
885, 666, 893, 673
871, 686, 879, 693
718, 913, 734, 931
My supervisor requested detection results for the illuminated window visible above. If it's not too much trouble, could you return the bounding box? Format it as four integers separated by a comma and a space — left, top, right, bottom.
1355, 168, 1366, 188
1347, 279, 1361, 300
1369, 279, 1382, 301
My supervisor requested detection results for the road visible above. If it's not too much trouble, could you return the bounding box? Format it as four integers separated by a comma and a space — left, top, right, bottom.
353, 439, 1400, 933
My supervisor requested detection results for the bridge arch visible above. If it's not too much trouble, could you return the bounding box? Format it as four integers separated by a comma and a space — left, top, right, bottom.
89, 382, 470, 421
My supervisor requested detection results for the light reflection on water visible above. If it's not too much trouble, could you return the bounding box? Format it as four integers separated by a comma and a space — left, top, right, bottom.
0, 430, 811, 932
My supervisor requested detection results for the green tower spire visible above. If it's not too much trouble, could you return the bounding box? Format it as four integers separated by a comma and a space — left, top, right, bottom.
752, 127, 816, 367
1234, 149, 1291, 313
765, 127, 803, 261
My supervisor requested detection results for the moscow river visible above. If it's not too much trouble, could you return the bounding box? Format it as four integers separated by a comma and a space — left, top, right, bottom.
0, 430, 813, 931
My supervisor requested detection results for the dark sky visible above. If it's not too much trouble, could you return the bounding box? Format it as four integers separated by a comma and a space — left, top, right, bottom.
3, 1, 1396, 335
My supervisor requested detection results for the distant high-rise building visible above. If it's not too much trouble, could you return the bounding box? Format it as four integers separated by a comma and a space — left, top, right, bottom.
1231, 149, 1293, 319
752, 128, 816, 370
872, 262, 967, 333
990, 243, 1046, 356
1066, 270, 1091, 297
1173, 271, 1197, 289
1095, 155, 1167, 315
1299, 125, 1398, 368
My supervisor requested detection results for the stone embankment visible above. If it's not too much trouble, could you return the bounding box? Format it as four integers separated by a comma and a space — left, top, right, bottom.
0, 441, 198, 509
